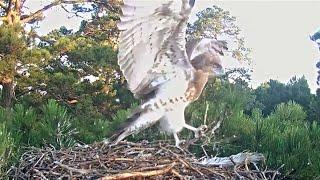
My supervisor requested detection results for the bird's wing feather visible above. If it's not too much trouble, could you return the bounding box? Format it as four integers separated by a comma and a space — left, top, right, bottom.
118, 0, 194, 95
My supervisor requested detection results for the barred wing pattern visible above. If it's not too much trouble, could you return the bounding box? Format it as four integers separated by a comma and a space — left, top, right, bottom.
117, 0, 195, 96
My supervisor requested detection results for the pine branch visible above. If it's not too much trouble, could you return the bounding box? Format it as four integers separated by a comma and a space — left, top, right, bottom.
20, 0, 91, 24
60, 4, 85, 18
20, 0, 60, 24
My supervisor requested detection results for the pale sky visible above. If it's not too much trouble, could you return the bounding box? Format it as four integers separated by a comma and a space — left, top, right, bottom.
26, 0, 320, 93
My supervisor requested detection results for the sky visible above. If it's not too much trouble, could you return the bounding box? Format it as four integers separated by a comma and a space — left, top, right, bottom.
26, 0, 320, 93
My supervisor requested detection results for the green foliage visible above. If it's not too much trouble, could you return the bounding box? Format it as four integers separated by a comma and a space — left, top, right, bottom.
182, 75, 320, 179
308, 94, 320, 122
271, 101, 307, 122
0, 123, 14, 177
72, 108, 129, 144
254, 77, 312, 116
217, 101, 320, 179
40, 100, 77, 149
3, 100, 77, 149
74, 117, 110, 143
0, 24, 26, 78
8, 104, 38, 146
287, 77, 312, 108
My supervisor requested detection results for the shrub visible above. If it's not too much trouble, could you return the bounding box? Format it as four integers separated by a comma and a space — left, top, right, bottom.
0, 123, 14, 177
39, 100, 77, 149
217, 102, 320, 179
3, 100, 77, 149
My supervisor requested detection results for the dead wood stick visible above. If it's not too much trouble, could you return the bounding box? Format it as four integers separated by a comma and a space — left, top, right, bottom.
253, 163, 267, 180
54, 161, 91, 174
160, 147, 204, 176
170, 168, 183, 179
76, 157, 151, 167
32, 169, 49, 180
233, 165, 244, 179
138, 164, 171, 172
200, 166, 226, 178
111, 157, 151, 162
118, 141, 143, 146
100, 163, 176, 180
124, 147, 156, 151
27, 153, 46, 173
272, 164, 284, 180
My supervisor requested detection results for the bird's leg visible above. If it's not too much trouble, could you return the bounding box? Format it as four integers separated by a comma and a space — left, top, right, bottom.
173, 133, 185, 149
184, 124, 208, 138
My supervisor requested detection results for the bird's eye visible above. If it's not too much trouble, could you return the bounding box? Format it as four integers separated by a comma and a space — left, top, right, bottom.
213, 63, 222, 69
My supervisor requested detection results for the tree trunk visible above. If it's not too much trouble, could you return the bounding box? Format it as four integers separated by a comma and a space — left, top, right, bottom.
1, 78, 14, 109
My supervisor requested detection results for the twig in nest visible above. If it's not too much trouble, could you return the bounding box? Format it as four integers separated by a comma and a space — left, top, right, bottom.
27, 153, 46, 173
100, 162, 176, 180
253, 163, 267, 180
201, 166, 226, 179
272, 164, 284, 180
171, 168, 183, 179
54, 161, 92, 174
32, 169, 49, 180
233, 165, 244, 179
160, 146, 203, 176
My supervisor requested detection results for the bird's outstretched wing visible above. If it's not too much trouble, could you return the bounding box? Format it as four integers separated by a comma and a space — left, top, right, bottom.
118, 0, 195, 97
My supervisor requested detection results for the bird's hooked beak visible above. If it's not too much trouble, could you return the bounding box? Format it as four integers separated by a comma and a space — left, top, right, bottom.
212, 66, 225, 77
214, 41, 228, 56
211, 40, 227, 76
217, 49, 225, 56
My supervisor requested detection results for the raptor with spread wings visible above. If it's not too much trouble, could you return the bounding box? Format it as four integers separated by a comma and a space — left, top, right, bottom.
114, 0, 227, 147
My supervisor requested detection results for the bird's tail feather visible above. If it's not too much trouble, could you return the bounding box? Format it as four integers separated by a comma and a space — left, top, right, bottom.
106, 107, 144, 143
107, 107, 162, 145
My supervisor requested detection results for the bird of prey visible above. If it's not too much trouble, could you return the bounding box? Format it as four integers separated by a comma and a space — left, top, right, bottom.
113, 0, 227, 147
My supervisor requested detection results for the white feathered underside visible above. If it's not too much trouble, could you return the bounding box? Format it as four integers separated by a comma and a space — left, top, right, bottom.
118, 0, 192, 95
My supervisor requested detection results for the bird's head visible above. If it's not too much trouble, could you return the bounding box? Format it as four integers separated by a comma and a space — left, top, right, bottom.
189, 38, 228, 77
209, 39, 228, 56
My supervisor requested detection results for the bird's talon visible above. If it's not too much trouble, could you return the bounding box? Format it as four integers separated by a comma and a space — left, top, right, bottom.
175, 145, 184, 151
175, 139, 186, 149
194, 125, 208, 138
198, 125, 208, 132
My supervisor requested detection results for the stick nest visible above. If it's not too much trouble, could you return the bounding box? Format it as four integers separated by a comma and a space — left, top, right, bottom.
8, 141, 280, 179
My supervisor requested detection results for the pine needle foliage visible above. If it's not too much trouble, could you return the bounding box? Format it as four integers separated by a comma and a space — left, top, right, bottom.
0, 123, 14, 177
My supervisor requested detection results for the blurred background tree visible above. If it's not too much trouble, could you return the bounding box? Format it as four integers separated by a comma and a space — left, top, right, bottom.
187, 5, 251, 62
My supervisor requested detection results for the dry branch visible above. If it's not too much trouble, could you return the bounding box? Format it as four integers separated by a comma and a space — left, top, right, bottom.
20, 0, 100, 24
101, 163, 176, 180
20, 0, 68, 24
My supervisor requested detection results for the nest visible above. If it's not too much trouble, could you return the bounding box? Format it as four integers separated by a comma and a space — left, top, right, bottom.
8, 141, 281, 179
